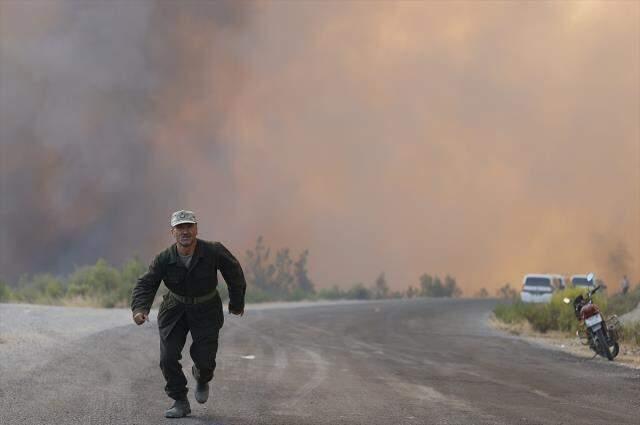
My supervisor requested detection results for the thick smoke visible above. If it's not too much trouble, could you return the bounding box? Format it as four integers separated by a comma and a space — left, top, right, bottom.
1, 1, 638, 293
0, 0, 250, 278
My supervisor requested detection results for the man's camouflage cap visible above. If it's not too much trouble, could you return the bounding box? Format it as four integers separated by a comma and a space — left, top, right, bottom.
170, 210, 197, 227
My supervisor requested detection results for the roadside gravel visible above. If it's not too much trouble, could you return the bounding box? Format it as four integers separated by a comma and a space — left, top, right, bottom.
0, 303, 135, 378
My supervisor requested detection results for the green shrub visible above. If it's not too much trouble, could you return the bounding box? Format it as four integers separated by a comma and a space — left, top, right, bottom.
63, 259, 140, 307
12, 273, 65, 304
244, 286, 274, 303
548, 288, 588, 333
526, 305, 556, 333
317, 285, 345, 300
113, 257, 146, 307
345, 283, 371, 300
0, 280, 13, 302
2, 258, 145, 308
3, 245, 471, 307
494, 302, 530, 324
286, 288, 309, 301
493, 288, 609, 334
67, 259, 120, 297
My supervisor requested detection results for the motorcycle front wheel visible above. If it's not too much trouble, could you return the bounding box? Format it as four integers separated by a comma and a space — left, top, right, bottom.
595, 328, 614, 360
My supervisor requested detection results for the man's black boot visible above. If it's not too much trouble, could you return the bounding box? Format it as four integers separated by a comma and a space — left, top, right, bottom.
192, 365, 210, 404
165, 399, 191, 418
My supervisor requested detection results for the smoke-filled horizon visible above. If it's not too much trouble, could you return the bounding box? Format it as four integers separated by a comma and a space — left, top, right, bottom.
1, 1, 639, 293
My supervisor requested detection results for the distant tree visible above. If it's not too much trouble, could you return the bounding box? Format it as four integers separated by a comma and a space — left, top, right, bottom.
373, 272, 389, 299
318, 285, 344, 300
433, 276, 444, 296
347, 283, 371, 300
244, 237, 315, 301
420, 274, 434, 296
475, 288, 489, 298
245, 236, 276, 293
293, 250, 315, 294
496, 283, 517, 300
444, 275, 462, 298
420, 274, 461, 297
273, 248, 294, 296
406, 285, 419, 298
388, 290, 404, 299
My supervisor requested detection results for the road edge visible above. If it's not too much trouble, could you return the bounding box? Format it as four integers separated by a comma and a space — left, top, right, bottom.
487, 313, 640, 370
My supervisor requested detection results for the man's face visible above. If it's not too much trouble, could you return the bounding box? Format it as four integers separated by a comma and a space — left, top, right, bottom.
171, 223, 198, 248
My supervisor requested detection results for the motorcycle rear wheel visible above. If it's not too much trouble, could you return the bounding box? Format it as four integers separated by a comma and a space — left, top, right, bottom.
595, 328, 614, 360
611, 342, 619, 359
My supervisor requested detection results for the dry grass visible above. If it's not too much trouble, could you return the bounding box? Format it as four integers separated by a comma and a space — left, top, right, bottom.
490, 314, 640, 369
59, 295, 105, 308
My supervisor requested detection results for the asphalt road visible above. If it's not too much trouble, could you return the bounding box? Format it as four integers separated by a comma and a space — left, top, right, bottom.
1, 298, 638, 424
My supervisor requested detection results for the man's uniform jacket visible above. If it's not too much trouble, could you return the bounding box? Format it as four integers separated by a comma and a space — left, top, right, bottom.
131, 239, 247, 339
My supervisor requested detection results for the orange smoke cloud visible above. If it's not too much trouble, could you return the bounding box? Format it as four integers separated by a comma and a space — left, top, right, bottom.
1, 1, 638, 294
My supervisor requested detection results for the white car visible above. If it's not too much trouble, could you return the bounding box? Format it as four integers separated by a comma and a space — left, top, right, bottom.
520, 274, 562, 303
571, 274, 596, 289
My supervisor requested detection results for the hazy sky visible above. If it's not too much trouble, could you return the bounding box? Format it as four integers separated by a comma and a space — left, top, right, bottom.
1, 0, 638, 293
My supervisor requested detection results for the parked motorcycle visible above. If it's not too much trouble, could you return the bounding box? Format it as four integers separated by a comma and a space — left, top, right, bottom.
563, 273, 621, 360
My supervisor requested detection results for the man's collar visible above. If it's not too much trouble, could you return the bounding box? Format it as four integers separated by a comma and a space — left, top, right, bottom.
194, 239, 206, 258
168, 245, 178, 264
168, 239, 203, 264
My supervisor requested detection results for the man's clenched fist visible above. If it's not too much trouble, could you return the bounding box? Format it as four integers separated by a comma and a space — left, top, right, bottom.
133, 311, 149, 325
229, 306, 244, 316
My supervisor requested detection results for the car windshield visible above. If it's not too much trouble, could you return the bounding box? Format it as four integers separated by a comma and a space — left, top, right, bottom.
572, 277, 592, 286
524, 277, 552, 287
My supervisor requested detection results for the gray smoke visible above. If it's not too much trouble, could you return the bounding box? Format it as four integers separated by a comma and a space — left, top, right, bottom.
0, 0, 250, 280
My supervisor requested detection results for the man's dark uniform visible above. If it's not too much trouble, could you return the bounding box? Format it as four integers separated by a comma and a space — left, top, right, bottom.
131, 239, 246, 400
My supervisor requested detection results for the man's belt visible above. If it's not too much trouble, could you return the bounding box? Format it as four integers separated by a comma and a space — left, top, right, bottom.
168, 289, 218, 305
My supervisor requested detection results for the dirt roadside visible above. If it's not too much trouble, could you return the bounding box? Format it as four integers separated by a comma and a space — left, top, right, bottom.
489, 315, 640, 369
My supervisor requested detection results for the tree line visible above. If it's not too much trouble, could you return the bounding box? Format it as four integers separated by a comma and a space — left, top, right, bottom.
0, 237, 464, 307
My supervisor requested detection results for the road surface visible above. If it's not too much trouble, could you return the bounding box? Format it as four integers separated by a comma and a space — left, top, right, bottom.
1, 298, 638, 424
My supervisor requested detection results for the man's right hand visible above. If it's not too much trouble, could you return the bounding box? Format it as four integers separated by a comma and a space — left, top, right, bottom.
229, 305, 244, 316
133, 311, 148, 325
